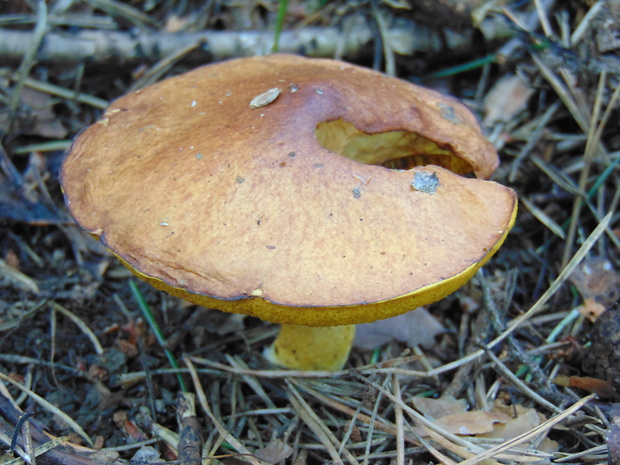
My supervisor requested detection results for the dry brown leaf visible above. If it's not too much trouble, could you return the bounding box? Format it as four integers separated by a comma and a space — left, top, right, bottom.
577, 298, 607, 322
253, 439, 294, 464
483, 74, 534, 126
0, 87, 68, 138
354, 307, 445, 350
131, 446, 161, 463
569, 257, 620, 317
411, 395, 467, 418
411, 397, 510, 436
482, 406, 540, 439
413, 396, 560, 460
480, 403, 559, 458
435, 411, 512, 435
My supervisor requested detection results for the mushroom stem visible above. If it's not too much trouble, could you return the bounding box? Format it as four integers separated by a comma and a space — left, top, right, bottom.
264, 324, 356, 371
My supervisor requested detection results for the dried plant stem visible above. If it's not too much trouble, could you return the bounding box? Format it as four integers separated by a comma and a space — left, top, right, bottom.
4, 0, 47, 134
52, 303, 103, 355
0, 71, 108, 109
184, 358, 263, 465
0, 374, 93, 446
427, 212, 612, 378
392, 374, 405, 465
287, 381, 356, 465
479, 343, 562, 414
295, 379, 419, 446
532, 54, 590, 133
563, 77, 620, 265
0, 23, 454, 66
189, 355, 429, 379
176, 392, 203, 465
0, 259, 40, 293
562, 72, 607, 266
370, 1, 395, 76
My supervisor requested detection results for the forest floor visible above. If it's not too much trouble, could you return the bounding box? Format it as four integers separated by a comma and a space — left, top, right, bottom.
1, 1, 619, 464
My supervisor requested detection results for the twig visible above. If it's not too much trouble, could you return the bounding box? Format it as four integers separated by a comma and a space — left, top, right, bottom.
87, 0, 159, 29
177, 393, 203, 465
570, 0, 605, 45
0, 71, 108, 109
562, 75, 620, 266
184, 358, 264, 465
286, 381, 359, 465
0, 20, 477, 67
189, 355, 429, 379
225, 356, 280, 411
534, 0, 554, 38
128, 38, 206, 91
477, 342, 563, 414
392, 374, 405, 465
365, 377, 388, 465
508, 102, 561, 183
52, 303, 104, 356
478, 271, 554, 390
292, 378, 421, 459
370, 1, 395, 76
0, 429, 30, 464
407, 426, 458, 465
426, 212, 612, 378
137, 337, 158, 422
21, 415, 36, 465
4, 0, 47, 135
0, 374, 93, 447
338, 407, 361, 458
495, 0, 557, 62
0, 259, 40, 293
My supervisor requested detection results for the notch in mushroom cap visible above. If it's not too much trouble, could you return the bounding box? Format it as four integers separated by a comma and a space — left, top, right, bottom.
60, 54, 517, 371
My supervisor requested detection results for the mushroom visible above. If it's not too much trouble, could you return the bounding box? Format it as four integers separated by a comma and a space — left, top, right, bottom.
60, 54, 517, 371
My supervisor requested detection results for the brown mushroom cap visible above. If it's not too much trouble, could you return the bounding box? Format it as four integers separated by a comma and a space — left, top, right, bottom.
61, 54, 517, 327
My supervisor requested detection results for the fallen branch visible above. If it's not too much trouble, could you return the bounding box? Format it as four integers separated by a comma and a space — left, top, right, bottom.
0, 393, 121, 465
0, 19, 472, 67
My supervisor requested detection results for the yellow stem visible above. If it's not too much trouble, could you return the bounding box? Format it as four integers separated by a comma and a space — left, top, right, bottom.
264, 324, 356, 371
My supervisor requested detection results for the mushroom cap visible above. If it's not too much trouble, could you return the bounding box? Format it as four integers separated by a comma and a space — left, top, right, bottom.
61, 54, 517, 327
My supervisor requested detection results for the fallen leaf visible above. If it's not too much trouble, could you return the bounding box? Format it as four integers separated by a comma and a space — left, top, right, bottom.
353, 307, 445, 350
411, 395, 467, 418
569, 256, 620, 315
131, 445, 161, 463
412, 397, 510, 436
482, 405, 540, 439
435, 410, 511, 435
412, 396, 560, 458
577, 298, 607, 322
480, 403, 559, 459
483, 74, 534, 126
0, 87, 68, 138
253, 439, 294, 464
